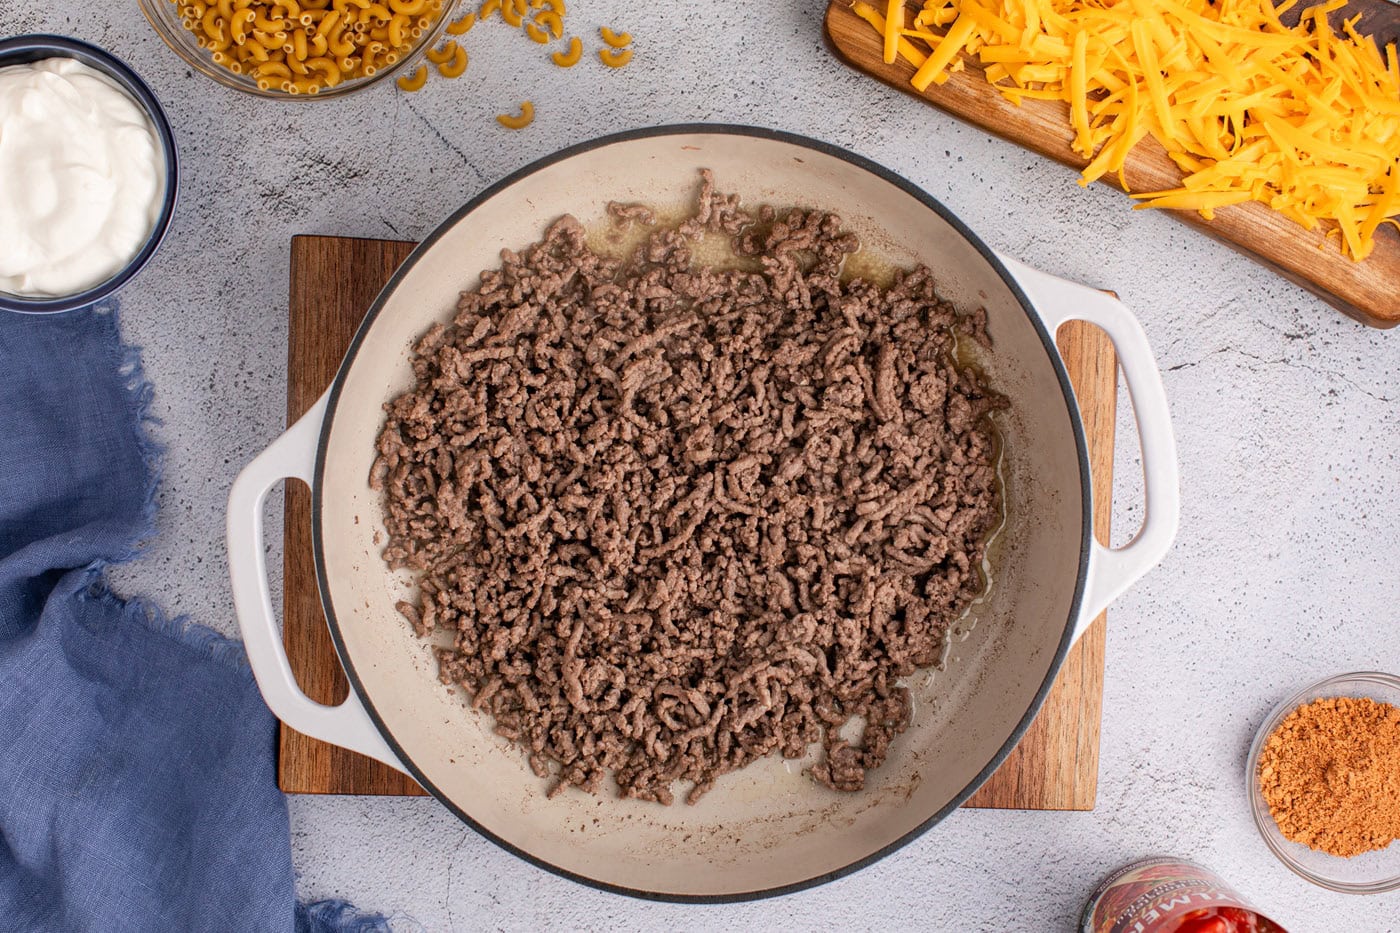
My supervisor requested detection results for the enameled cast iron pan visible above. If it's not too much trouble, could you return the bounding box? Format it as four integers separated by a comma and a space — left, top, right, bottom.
228, 126, 1180, 902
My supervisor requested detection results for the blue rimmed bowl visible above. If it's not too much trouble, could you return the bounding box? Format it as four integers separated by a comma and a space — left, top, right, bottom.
0, 34, 178, 314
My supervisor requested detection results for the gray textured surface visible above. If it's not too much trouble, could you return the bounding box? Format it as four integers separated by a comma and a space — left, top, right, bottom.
6, 0, 1400, 929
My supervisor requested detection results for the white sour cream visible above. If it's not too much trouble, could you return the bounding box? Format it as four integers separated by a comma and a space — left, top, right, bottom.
0, 58, 165, 298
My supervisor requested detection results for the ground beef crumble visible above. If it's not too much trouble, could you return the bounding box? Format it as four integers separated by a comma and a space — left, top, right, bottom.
370, 172, 1005, 805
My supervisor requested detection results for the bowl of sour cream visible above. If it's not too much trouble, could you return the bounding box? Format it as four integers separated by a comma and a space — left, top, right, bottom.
0, 34, 177, 314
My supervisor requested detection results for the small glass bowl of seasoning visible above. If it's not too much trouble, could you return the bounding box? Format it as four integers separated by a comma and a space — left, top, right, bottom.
0, 35, 178, 314
1247, 671, 1400, 894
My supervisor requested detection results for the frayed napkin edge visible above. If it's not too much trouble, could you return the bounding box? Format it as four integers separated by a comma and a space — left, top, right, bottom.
77, 302, 255, 676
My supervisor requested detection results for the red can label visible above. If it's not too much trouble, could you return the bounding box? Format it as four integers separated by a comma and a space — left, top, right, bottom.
1081, 858, 1284, 933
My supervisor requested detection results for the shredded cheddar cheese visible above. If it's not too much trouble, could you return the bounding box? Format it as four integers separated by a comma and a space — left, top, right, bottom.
853, 2, 930, 67
884, 0, 905, 64
857, 0, 1400, 259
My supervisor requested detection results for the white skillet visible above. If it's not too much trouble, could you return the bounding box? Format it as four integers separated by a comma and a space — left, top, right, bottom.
228, 127, 1179, 901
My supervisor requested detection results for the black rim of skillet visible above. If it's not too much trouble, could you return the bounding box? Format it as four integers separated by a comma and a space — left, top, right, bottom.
311, 123, 1094, 903
0, 34, 179, 315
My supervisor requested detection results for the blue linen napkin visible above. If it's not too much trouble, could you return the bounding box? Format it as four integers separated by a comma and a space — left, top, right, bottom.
0, 305, 388, 932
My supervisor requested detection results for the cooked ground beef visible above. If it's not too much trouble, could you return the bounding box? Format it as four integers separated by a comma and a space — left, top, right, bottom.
370, 172, 1005, 805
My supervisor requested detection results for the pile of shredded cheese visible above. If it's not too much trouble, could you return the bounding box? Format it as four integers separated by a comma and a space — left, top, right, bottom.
856, 0, 1400, 260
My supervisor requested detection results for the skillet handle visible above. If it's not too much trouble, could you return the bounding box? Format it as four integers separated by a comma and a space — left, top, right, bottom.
226, 392, 408, 774
996, 255, 1181, 644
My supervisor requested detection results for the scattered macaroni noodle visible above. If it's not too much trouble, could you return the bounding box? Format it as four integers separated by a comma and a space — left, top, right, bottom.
551, 35, 581, 66
445, 11, 474, 33
501, 0, 523, 27
598, 46, 632, 68
534, 9, 561, 39
524, 20, 549, 42
167, 0, 447, 93
479, 0, 501, 17
599, 26, 630, 48
436, 43, 468, 77
496, 100, 534, 129
425, 38, 457, 63
395, 62, 428, 90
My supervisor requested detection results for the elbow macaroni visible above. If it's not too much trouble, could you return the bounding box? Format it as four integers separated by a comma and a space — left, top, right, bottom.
425, 39, 456, 63
598, 26, 630, 48
436, 42, 468, 77
169, 0, 448, 93
598, 46, 632, 68
387, 13, 410, 47
533, 9, 561, 39
177, 0, 637, 97
230, 9, 256, 44
550, 35, 581, 67
395, 62, 428, 90
305, 55, 342, 85
329, 23, 358, 54
496, 101, 534, 129
597, 24, 633, 69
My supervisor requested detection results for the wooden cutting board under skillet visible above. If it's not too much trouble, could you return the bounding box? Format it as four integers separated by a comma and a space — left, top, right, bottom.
278, 233, 1117, 810
824, 0, 1400, 328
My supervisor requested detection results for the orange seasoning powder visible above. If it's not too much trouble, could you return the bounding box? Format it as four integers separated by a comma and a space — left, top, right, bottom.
1258, 696, 1400, 857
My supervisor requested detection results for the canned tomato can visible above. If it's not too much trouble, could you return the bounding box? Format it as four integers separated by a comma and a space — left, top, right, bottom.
1081, 857, 1287, 933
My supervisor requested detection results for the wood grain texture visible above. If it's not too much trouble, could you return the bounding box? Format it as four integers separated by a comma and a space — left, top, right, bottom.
824, 0, 1400, 328
280, 235, 1117, 809
965, 320, 1115, 811
281, 234, 427, 796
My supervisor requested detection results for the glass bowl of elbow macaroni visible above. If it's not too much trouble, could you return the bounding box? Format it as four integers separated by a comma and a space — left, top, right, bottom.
138, 0, 462, 98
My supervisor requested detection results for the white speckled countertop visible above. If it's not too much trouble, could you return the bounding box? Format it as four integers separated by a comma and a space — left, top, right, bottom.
6, 0, 1399, 928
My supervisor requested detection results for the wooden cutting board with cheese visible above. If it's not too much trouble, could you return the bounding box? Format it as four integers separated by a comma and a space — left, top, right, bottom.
824, 0, 1400, 328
